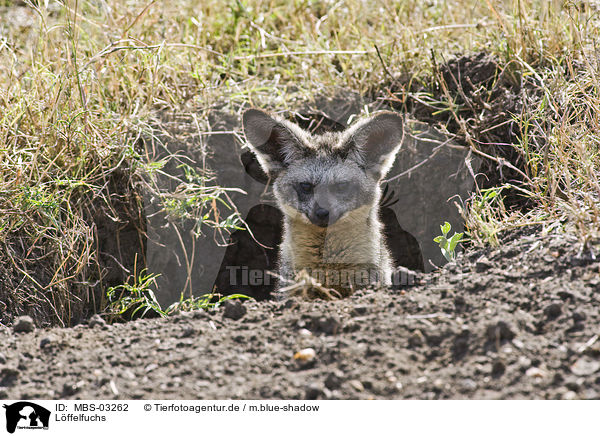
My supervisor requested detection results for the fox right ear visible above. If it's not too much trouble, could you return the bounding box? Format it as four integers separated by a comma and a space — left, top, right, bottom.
347, 112, 404, 180
242, 109, 304, 177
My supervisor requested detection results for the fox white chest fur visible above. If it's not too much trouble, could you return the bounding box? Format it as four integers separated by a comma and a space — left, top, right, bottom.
243, 109, 404, 296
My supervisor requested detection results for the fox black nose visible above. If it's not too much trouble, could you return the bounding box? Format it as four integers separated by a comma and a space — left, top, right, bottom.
315, 208, 329, 220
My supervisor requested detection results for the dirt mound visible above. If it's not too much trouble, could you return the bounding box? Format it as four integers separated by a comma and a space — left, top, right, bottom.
1, 229, 598, 399
378, 52, 530, 208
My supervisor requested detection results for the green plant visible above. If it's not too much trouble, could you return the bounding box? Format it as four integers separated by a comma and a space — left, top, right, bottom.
105, 263, 252, 320
160, 163, 246, 238
105, 269, 166, 320
434, 221, 464, 262
166, 292, 252, 314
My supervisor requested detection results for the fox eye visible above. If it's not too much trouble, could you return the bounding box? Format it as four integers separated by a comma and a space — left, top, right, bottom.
299, 182, 313, 194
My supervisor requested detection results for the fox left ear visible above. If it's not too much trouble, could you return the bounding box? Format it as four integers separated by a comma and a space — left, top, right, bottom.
242, 108, 306, 178
348, 112, 404, 180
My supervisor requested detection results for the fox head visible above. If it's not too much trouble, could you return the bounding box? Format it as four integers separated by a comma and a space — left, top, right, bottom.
242, 109, 404, 228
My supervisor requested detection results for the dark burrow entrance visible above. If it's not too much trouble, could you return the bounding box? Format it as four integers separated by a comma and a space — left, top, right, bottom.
139, 52, 530, 306
212, 132, 426, 300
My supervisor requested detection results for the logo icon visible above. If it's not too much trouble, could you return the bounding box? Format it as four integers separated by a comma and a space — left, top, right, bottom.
2, 402, 50, 434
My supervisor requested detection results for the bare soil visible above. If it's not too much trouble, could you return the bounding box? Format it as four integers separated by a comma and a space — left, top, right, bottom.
2, 228, 599, 400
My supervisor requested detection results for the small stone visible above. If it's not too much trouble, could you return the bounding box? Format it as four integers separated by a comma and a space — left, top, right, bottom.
178, 327, 195, 338
562, 390, 577, 400
543, 302, 562, 319
491, 359, 506, 377
324, 370, 344, 390
192, 310, 209, 320
88, 314, 106, 328
512, 338, 524, 349
558, 291, 575, 301
408, 329, 425, 348
477, 363, 493, 375
13, 316, 35, 333
298, 328, 312, 337
444, 262, 458, 273
39, 337, 55, 349
343, 320, 360, 333
144, 363, 158, 373
222, 300, 247, 321
0, 368, 20, 387
551, 372, 564, 385
475, 258, 493, 272
543, 255, 556, 263
0, 353, 6, 364
351, 306, 368, 316
460, 378, 477, 392
109, 380, 119, 396
305, 383, 324, 400
571, 357, 600, 376
452, 328, 470, 359
348, 380, 364, 392
282, 298, 298, 310
293, 348, 316, 362
518, 356, 532, 369
565, 378, 583, 391
171, 311, 192, 322
454, 295, 467, 311
572, 311, 587, 323
569, 321, 585, 333
485, 320, 515, 342
384, 370, 397, 383
313, 316, 341, 335
61, 381, 85, 397
525, 367, 547, 378
361, 379, 374, 390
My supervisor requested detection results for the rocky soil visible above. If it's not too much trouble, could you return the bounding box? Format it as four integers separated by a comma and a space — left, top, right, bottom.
1, 227, 599, 400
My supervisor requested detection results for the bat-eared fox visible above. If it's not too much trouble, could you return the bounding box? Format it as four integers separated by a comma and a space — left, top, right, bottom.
242, 109, 404, 297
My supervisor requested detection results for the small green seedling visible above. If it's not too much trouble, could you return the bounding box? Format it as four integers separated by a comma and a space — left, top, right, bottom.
434, 221, 464, 262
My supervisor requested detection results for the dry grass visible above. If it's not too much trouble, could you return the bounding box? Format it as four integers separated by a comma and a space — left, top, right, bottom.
0, 0, 599, 325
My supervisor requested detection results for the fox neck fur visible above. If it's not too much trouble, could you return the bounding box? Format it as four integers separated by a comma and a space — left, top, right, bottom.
278, 203, 393, 295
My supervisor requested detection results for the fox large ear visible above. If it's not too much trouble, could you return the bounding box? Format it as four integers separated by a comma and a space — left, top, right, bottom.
242, 109, 305, 178
348, 112, 404, 180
